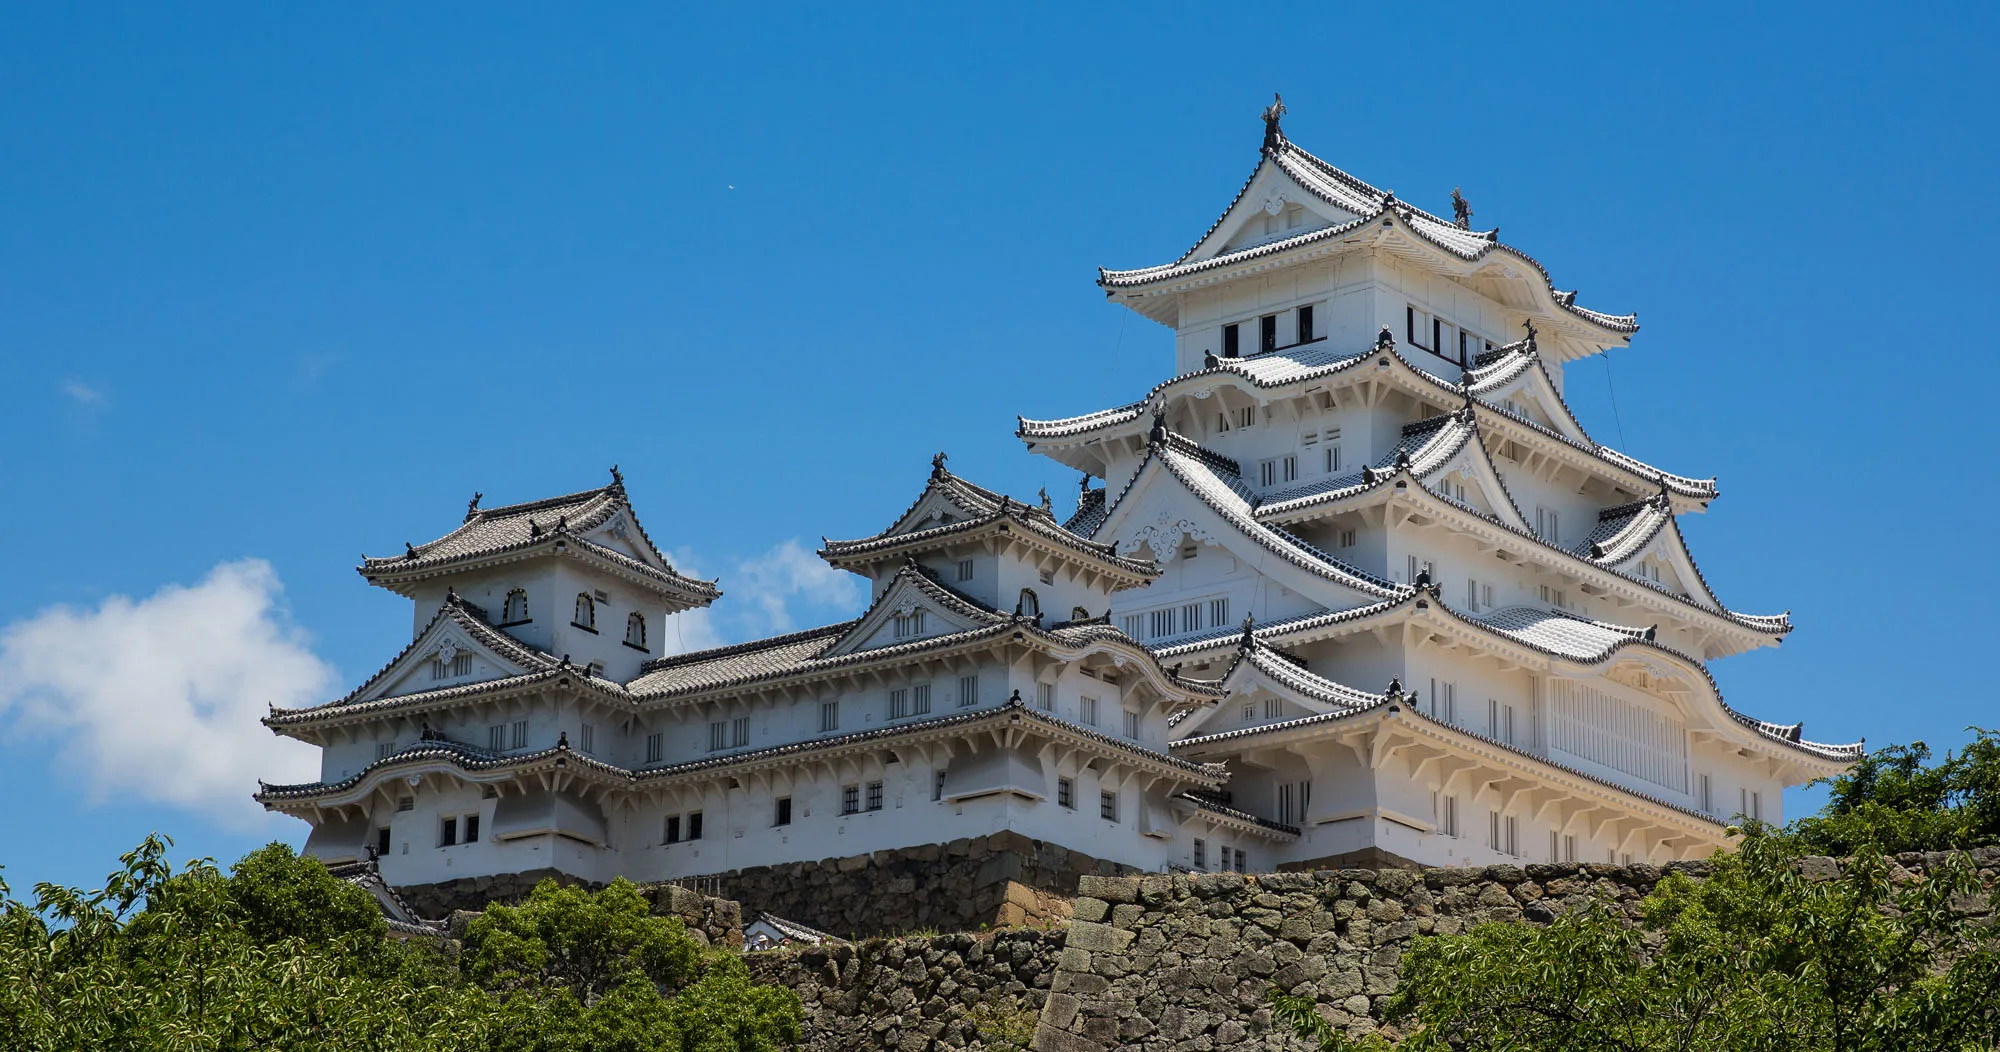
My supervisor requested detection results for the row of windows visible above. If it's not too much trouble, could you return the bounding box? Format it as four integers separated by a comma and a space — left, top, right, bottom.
1052, 776, 1121, 821
1031, 682, 1140, 737
430, 653, 473, 680
1406, 304, 1495, 367
1437, 793, 1667, 866
663, 811, 703, 844
1191, 838, 1249, 873
1121, 597, 1230, 642
1220, 303, 1318, 359
498, 588, 651, 650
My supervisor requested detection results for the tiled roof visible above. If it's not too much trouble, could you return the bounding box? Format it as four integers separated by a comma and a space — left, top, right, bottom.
1018, 341, 1717, 502
1176, 792, 1301, 839
1065, 488, 1109, 537
1098, 131, 1637, 336
293, 593, 559, 713
260, 698, 1224, 805
358, 477, 719, 601
1099, 438, 1406, 599
628, 562, 1219, 702
820, 463, 1157, 581
1172, 646, 1832, 821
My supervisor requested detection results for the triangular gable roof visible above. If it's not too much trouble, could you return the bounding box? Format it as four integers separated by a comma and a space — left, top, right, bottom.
359, 474, 720, 604
326, 592, 556, 709
820, 459, 1157, 583
1466, 343, 1591, 444
1019, 340, 1717, 507
819, 562, 1006, 658
1091, 433, 1405, 605
1174, 640, 1385, 738
1099, 117, 1637, 349
1586, 504, 1733, 614
1254, 410, 1531, 532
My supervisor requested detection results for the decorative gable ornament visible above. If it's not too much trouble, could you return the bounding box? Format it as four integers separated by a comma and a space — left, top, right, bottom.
1119, 516, 1215, 564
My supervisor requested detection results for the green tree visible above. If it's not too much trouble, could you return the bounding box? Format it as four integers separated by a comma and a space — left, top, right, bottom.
0, 838, 799, 1052
1791, 729, 2000, 856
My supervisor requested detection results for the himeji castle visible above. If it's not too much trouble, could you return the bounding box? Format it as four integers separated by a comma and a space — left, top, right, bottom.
259, 98, 1859, 902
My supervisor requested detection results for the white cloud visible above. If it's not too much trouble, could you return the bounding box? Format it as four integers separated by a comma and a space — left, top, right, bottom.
0, 560, 334, 828
61, 379, 105, 409
658, 540, 865, 655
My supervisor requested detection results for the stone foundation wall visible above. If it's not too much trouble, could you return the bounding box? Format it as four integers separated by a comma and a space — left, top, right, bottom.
747, 928, 1065, 1052
1029, 850, 2000, 1052
713, 832, 1126, 939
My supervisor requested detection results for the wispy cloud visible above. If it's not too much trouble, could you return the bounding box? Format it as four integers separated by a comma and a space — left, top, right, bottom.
0, 560, 333, 828
61, 379, 106, 410
658, 540, 865, 655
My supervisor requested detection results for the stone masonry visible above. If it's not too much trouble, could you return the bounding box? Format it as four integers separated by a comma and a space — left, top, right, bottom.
1027, 850, 2000, 1052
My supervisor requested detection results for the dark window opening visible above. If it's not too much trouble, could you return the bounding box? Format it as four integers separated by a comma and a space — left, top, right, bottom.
665, 815, 682, 844
438, 817, 458, 847
1297, 305, 1314, 344
1407, 306, 1417, 346
1017, 589, 1040, 618
375, 827, 391, 856
775, 797, 792, 826
687, 811, 704, 841
1222, 324, 1240, 358
463, 815, 480, 843
1433, 318, 1443, 359
1259, 314, 1277, 353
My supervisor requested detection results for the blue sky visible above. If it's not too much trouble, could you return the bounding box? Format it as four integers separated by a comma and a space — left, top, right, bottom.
2, 5, 1995, 893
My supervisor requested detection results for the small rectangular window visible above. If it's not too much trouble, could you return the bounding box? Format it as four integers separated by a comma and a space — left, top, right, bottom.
1489, 810, 1502, 851
1337, 528, 1356, 547
708, 722, 727, 752
841, 785, 860, 815
1440, 794, 1459, 838
731, 716, 749, 747
1243, 701, 1257, 722
377, 741, 395, 761
1536, 507, 1560, 545
1296, 304, 1314, 343
1259, 314, 1277, 353
488, 725, 505, 752
376, 827, 391, 855
1222, 323, 1240, 359
933, 770, 947, 801
957, 558, 974, 581
1208, 597, 1228, 627
1037, 683, 1055, 710
821, 700, 840, 732
889, 688, 909, 719
1057, 777, 1075, 809
1079, 696, 1098, 726
775, 797, 792, 826
1149, 608, 1174, 639
645, 732, 663, 764
1181, 602, 1202, 633
1099, 790, 1119, 822
687, 811, 703, 841
1123, 710, 1141, 739
1505, 815, 1519, 857
1193, 837, 1207, 870
1259, 459, 1278, 487
912, 684, 931, 715
958, 675, 978, 708
1699, 773, 1713, 814
1121, 613, 1144, 637
1264, 697, 1281, 719
1235, 406, 1255, 429
665, 815, 681, 844
580, 724, 596, 755
865, 781, 885, 812
463, 814, 479, 843
1234, 849, 1247, 873
438, 816, 457, 848
1282, 455, 1297, 482
1564, 835, 1577, 862
511, 720, 528, 749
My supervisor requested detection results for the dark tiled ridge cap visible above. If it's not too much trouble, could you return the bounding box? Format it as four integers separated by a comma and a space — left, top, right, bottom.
1164, 590, 1849, 761
258, 699, 1223, 802
1179, 791, 1302, 837
1019, 342, 1713, 500
820, 492, 1157, 579
1097, 134, 1636, 334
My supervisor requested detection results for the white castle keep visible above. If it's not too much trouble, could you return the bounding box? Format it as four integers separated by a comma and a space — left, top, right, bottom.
260, 100, 1858, 891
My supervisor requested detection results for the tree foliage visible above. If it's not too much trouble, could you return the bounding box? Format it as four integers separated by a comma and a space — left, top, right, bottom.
1273, 736, 2000, 1052
0, 838, 799, 1052
1791, 728, 2000, 856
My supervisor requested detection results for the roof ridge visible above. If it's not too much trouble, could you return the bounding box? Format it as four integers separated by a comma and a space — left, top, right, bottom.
638, 620, 857, 673
467, 484, 618, 521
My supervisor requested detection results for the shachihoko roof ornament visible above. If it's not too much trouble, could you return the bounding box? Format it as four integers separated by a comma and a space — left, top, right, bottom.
1451, 187, 1472, 230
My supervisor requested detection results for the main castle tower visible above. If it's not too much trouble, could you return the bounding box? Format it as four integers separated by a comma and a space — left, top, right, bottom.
1019, 97, 1856, 869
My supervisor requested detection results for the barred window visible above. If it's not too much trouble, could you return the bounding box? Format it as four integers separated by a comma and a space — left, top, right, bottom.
841, 785, 860, 815
865, 781, 884, 812
958, 675, 978, 708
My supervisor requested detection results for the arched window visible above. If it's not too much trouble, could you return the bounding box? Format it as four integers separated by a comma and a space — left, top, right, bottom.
502, 589, 529, 624
573, 593, 596, 630
625, 612, 647, 650
1017, 589, 1040, 618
